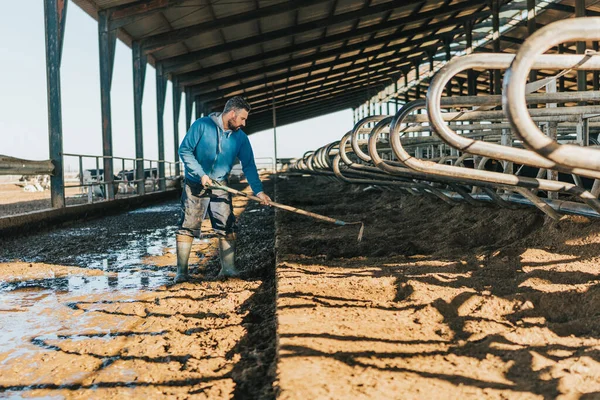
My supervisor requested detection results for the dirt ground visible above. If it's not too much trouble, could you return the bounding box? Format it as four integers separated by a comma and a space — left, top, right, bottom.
274, 176, 600, 399
3, 174, 600, 399
0, 184, 97, 216
0, 182, 276, 399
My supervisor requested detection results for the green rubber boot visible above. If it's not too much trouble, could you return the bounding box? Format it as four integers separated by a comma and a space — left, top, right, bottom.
217, 234, 239, 278
174, 234, 193, 283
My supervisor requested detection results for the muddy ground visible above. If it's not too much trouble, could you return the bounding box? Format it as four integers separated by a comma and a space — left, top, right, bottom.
275, 176, 600, 399
0, 182, 276, 399
3, 174, 600, 399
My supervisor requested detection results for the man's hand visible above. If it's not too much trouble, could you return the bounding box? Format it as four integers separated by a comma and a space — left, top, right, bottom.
256, 192, 271, 205
201, 175, 214, 188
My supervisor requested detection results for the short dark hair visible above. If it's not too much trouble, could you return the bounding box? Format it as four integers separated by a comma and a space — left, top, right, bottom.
223, 96, 251, 114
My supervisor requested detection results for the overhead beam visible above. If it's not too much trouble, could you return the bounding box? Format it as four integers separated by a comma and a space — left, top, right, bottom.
323, 0, 454, 110
209, 56, 409, 112
108, 0, 184, 30
251, 87, 372, 117
249, 75, 391, 114
140, 0, 331, 52
169, 0, 487, 77
159, 0, 414, 67
249, 84, 386, 118
246, 96, 364, 134
546, 2, 600, 17
248, 97, 361, 127
186, 8, 492, 94
196, 35, 454, 103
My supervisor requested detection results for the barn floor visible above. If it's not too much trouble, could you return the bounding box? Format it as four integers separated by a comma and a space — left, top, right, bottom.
0, 182, 276, 399
274, 177, 600, 400
2, 176, 600, 398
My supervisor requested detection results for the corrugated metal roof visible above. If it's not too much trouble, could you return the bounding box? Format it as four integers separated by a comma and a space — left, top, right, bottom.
70, 0, 597, 134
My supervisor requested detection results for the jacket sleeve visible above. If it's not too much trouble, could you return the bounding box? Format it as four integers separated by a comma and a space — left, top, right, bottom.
178, 120, 207, 181
238, 135, 264, 195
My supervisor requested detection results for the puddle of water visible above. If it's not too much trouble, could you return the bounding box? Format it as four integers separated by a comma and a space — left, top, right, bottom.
127, 204, 180, 214
0, 202, 210, 394
3, 392, 64, 400
0, 271, 171, 362
1, 271, 171, 294
79, 227, 177, 271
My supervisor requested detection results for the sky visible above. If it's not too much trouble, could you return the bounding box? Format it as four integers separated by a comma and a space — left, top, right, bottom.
0, 1, 354, 173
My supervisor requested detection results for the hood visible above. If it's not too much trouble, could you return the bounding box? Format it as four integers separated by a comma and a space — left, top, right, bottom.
209, 112, 233, 135
209, 112, 223, 129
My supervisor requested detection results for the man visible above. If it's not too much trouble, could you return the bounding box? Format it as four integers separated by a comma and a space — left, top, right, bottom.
175, 96, 271, 283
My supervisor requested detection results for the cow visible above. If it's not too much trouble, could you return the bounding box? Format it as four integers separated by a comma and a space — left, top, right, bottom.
18, 174, 50, 192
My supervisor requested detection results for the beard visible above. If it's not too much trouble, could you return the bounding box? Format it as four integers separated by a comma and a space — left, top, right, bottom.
227, 120, 241, 131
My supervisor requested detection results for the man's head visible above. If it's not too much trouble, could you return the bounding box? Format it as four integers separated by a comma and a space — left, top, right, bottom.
222, 96, 251, 131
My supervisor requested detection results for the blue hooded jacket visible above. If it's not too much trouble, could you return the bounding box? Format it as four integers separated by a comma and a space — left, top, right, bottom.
178, 113, 263, 194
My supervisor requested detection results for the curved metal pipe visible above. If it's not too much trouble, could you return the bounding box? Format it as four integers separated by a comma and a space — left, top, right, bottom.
389, 100, 600, 215
331, 153, 458, 205
313, 147, 327, 170
351, 116, 389, 162
320, 141, 339, 169
339, 132, 360, 167
367, 117, 414, 175
362, 117, 494, 206
406, 105, 600, 124
338, 134, 414, 182
504, 17, 600, 172
428, 53, 600, 179
366, 116, 461, 182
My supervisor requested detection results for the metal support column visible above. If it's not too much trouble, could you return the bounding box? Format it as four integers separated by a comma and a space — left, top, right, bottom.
172, 77, 182, 177
456, 77, 465, 96
403, 69, 410, 103
413, 59, 421, 100
465, 21, 475, 96
98, 9, 117, 200
393, 79, 399, 113
594, 42, 600, 92
444, 37, 453, 96
272, 94, 278, 175
427, 50, 435, 74
576, 0, 589, 146
185, 88, 193, 130
492, 0, 502, 95
44, 0, 68, 208
132, 41, 147, 195
156, 64, 167, 191
195, 97, 202, 120
527, 0, 537, 83
558, 44, 566, 98
546, 79, 559, 199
